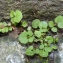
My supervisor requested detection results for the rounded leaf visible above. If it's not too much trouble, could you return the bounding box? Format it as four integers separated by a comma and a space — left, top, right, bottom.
8, 27, 12, 31
48, 21, 54, 28
34, 30, 41, 38
39, 44, 44, 49
19, 37, 28, 44
42, 21, 48, 28
10, 10, 23, 24
51, 45, 58, 49
28, 46, 34, 50
27, 26, 31, 31
45, 36, 53, 44
39, 22, 43, 29
29, 36, 34, 43
22, 21, 28, 27
58, 22, 63, 28
39, 50, 48, 57
27, 30, 33, 36
19, 31, 27, 37
35, 49, 39, 54
55, 15, 63, 23
26, 46, 35, 56
3, 22, 8, 26
32, 19, 40, 28
15, 10, 23, 23
51, 27, 58, 32
39, 29, 48, 32
44, 47, 52, 52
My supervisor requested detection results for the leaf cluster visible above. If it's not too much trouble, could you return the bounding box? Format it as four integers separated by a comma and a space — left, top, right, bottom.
1, 10, 63, 58
0, 22, 12, 33
10, 10, 23, 25
0, 10, 28, 33
19, 18, 59, 57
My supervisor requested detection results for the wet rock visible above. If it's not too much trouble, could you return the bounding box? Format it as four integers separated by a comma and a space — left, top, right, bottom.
0, 36, 26, 63
54, 37, 63, 63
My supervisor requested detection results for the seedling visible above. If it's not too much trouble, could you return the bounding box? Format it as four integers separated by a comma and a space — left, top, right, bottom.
10, 10, 23, 25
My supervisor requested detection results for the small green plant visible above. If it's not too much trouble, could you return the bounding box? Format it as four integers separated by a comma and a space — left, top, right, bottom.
19, 30, 34, 44
1, 10, 63, 58
10, 10, 23, 25
19, 18, 59, 57
0, 10, 27, 33
54, 15, 63, 28
0, 22, 12, 33
22, 21, 28, 27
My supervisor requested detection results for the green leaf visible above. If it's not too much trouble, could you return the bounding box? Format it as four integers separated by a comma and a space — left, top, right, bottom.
42, 21, 48, 28
8, 27, 12, 31
19, 36, 28, 44
28, 46, 34, 50
44, 47, 52, 52
27, 30, 33, 36
0, 22, 3, 26
1, 27, 8, 33
48, 21, 54, 28
5, 27, 8, 32
22, 21, 28, 27
27, 26, 31, 31
3, 22, 7, 26
39, 29, 48, 32
44, 43, 48, 47
10, 10, 23, 25
39, 50, 48, 57
26, 50, 35, 56
34, 30, 41, 38
39, 21, 48, 29
15, 10, 23, 23
58, 22, 63, 28
45, 36, 53, 44
39, 22, 43, 29
1, 28, 5, 33
32, 19, 40, 28
19, 31, 27, 37
29, 36, 34, 43
26, 46, 35, 56
19, 31, 28, 44
39, 44, 44, 49
35, 49, 39, 54
10, 10, 15, 18
55, 15, 63, 23
51, 45, 58, 49
51, 27, 58, 32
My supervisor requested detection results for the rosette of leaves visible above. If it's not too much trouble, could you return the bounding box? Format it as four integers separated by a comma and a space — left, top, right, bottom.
19, 30, 34, 44
48, 21, 58, 32
10, 10, 23, 25
54, 15, 63, 28
0, 22, 12, 33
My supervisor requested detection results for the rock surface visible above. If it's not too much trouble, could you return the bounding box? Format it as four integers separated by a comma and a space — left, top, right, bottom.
0, 36, 26, 63
54, 37, 63, 63
0, 0, 63, 20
